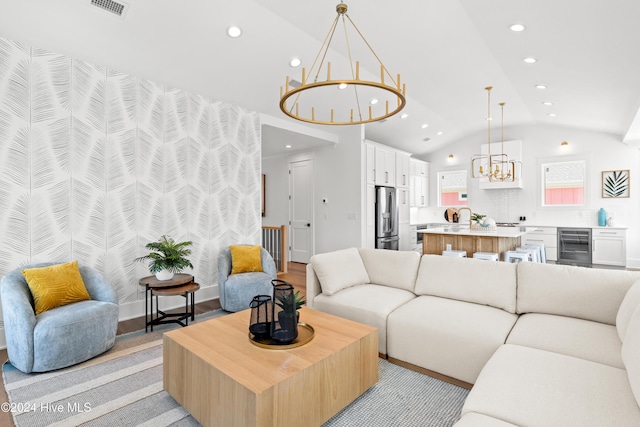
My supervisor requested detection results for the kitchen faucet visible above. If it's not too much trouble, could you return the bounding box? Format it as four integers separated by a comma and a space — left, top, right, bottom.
457, 207, 473, 228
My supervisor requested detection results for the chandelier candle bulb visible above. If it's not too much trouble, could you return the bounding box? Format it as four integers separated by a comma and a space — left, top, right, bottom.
386, 101, 389, 114
312, 107, 315, 121
327, 62, 331, 80
369, 106, 373, 120
381, 65, 385, 84
356, 61, 360, 79
331, 109, 334, 123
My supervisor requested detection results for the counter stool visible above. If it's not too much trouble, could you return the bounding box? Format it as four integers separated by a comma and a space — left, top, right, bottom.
442, 250, 467, 258
522, 242, 546, 263
504, 251, 529, 264
473, 252, 499, 261
516, 247, 539, 263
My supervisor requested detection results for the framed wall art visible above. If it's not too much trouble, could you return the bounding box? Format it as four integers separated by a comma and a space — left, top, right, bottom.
602, 170, 630, 198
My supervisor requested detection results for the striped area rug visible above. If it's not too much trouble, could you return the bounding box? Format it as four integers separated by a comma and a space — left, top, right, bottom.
3, 314, 468, 427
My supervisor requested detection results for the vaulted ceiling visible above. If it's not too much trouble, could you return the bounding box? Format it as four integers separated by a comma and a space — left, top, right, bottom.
2, 0, 639, 156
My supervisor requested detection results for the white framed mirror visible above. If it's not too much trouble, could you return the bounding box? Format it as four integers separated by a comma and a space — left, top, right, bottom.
437, 170, 468, 207
540, 159, 586, 207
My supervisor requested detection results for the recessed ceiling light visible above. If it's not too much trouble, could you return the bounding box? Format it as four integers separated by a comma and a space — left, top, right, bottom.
400, 113, 408, 119
543, 101, 553, 106
509, 23, 526, 32
523, 57, 537, 64
285, 145, 292, 148
289, 57, 301, 67
421, 123, 429, 129
370, 98, 379, 105
226, 26, 242, 38
437, 131, 444, 136
548, 113, 557, 117
535, 84, 547, 89
338, 83, 348, 90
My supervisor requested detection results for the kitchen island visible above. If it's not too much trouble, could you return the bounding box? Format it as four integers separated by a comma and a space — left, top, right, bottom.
420, 226, 532, 260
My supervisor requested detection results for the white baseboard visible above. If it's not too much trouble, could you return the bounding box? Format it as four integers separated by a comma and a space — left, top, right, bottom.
626, 258, 640, 270
118, 284, 219, 321
0, 285, 220, 350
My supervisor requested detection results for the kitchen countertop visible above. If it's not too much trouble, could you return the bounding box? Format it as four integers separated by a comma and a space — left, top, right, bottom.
419, 226, 533, 238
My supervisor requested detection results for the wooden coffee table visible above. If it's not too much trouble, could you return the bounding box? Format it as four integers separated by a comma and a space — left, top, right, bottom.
163, 307, 378, 427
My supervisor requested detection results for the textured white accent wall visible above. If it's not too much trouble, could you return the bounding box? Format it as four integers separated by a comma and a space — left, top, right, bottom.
0, 37, 261, 314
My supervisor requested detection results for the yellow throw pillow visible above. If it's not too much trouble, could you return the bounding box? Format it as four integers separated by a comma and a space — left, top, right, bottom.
230, 245, 263, 274
22, 261, 91, 315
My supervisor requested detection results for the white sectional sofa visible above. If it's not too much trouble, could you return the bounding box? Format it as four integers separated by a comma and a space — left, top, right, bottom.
306, 247, 640, 426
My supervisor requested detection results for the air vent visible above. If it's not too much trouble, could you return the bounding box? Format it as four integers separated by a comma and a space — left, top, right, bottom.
422, 137, 431, 142
289, 79, 302, 88
90, 0, 129, 18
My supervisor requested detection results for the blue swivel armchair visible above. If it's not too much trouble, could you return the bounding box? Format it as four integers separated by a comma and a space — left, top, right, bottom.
218, 246, 277, 312
0, 262, 119, 373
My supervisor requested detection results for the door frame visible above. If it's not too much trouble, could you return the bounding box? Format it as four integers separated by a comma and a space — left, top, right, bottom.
288, 152, 315, 263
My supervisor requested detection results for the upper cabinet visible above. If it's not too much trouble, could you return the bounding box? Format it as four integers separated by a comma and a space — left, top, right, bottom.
396, 153, 410, 188
410, 159, 429, 207
374, 146, 396, 187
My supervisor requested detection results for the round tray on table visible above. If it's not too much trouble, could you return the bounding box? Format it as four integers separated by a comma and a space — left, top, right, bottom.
248, 322, 315, 349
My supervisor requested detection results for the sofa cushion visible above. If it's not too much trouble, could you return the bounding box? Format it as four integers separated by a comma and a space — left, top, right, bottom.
622, 304, 640, 407
414, 255, 517, 313
357, 248, 420, 291
462, 344, 640, 427
517, 262, 640, 325
617, 279, 640, 341
387, 296, 519, 384
22, 260, 91, 315
454, 412, 518, 427
506, 313, 623, 368
310, 248, 370, 296
313, 284, 415, 355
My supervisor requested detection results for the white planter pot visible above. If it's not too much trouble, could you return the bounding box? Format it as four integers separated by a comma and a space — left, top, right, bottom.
155, 270, 174, 281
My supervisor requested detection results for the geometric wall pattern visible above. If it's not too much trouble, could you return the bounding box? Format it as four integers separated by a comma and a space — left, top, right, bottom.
0, 36, 262, 315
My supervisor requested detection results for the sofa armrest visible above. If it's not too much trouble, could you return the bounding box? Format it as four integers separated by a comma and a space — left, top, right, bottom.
79, 266, 118, 304
306, 263, 322, 308
0, 269, 37, 373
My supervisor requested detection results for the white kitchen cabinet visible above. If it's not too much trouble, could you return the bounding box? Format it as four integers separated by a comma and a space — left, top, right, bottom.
374, 146, 396, 187
592, 228, 626, 267
398, 188, 411, 250
365, 143, 376, 185
410, 159, 429, 207
396, 153, 410, 188
523, 227, 557, 262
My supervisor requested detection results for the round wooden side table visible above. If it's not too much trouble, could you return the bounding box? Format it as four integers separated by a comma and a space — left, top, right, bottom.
138, 274, 200, 332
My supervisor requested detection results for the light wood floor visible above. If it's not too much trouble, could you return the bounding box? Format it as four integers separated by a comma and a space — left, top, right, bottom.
0, 262, 307, 427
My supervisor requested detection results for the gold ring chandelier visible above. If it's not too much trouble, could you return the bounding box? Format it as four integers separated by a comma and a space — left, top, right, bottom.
279, 3, 406, 125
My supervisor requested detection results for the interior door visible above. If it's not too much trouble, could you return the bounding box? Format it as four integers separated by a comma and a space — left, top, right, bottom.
289, 158, 313, 263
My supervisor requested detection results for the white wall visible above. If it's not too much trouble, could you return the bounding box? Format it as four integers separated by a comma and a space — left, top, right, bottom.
262, 125, 364, 257
419, 124, 640, 267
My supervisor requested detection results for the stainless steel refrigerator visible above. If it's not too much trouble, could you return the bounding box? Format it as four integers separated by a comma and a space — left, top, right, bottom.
375, 186, 399, 250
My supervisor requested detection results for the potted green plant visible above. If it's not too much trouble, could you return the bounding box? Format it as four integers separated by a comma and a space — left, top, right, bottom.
293, 290, 306, 321
134, 235, 193, 281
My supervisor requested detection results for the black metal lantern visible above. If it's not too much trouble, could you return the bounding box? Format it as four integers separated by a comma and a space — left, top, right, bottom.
249, 295, 272, 339
270, 280, 298, 344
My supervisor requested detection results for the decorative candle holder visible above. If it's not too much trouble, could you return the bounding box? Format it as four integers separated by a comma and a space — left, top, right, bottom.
249, 295, 272, 339
270, 280, 298, 344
